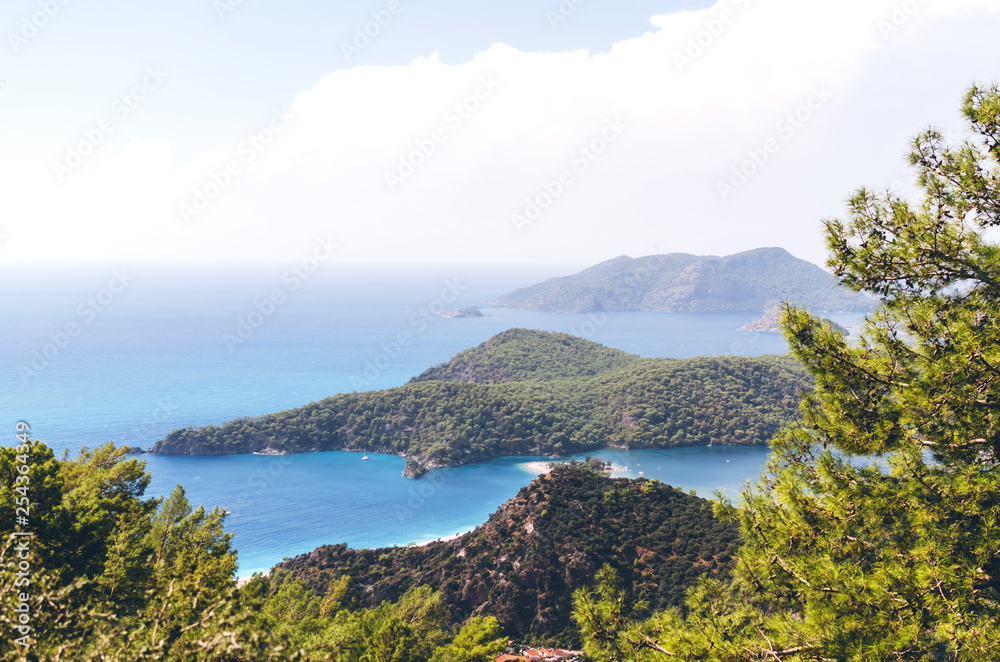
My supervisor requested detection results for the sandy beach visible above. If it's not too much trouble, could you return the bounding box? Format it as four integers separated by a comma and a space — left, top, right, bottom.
523, 460, 630, 475
412, 530, 470, 547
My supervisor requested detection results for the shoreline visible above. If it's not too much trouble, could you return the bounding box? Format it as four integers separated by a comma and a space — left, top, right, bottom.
146, 444, 768, 472
222, 448, 767, 583
522, 460, 631, 475
409, 530, 471, 547
235, 529, 475, 582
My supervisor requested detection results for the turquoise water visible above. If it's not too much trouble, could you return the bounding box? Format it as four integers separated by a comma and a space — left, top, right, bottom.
0, 266, 857, 575
144, 446, 772, 576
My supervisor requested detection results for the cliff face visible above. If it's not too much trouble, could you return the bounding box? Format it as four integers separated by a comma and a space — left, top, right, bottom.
491, 247, 875, 314
275, 466, 739, 647
402, 459, 429, 478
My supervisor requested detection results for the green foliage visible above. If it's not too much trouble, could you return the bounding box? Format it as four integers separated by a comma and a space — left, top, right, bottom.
0, 441, 292, 661
0, 441, 513, 660
277, 465, 738, 647
490, 248, 874, 314
574, 83, 1000, 660
411, 328, 642, 383
428, 617, 507, 662
151, 330, 810, 466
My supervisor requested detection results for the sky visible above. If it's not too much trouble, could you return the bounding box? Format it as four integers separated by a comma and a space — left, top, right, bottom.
2, 0, 999, 271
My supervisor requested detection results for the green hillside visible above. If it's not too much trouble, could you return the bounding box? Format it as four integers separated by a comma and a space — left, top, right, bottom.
410, 328, 642, 384
149, 330, 810, 465
491, 247, 875, 313
276, 464, 738, 647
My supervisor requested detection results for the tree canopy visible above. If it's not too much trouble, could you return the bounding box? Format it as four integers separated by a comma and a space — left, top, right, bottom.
0, 441, 508, 660
573, 83, 1000, 660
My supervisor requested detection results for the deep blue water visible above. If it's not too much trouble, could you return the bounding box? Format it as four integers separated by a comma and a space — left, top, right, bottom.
0, 266, 861, 575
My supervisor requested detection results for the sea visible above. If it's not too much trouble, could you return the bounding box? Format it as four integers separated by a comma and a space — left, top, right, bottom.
0, 265, 863, 576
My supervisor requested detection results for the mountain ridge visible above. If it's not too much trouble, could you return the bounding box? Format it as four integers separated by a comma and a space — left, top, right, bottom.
491, 247, 874, 314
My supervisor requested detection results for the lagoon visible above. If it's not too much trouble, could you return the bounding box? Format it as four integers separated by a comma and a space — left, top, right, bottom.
144, 445, 771, 576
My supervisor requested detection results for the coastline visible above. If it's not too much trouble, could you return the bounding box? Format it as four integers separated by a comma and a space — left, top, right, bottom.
410, 530, 471, 547
235, 529, 475, 582
521, 460, 631, 475
219, 446, 771, 583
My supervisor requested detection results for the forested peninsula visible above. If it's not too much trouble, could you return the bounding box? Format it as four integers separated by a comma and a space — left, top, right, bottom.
149, 329, 811, 467
277, 464, 738, 647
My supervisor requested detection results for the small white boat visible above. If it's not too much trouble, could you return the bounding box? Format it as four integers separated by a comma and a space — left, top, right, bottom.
362, 456, 369, 461
638, 471, 644, 476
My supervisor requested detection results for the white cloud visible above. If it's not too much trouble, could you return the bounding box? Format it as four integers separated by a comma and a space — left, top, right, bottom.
4, 0, 1000, 268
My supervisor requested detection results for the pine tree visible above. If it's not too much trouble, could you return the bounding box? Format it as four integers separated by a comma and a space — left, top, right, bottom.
575, 83, 1000, 660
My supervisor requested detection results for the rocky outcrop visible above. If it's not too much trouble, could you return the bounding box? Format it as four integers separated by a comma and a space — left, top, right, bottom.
442, 306, 485, 318
739, 303, 850, 335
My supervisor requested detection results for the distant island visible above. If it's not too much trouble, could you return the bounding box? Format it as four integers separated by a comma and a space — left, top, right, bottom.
148, 329, 810, 466
739, 303, 850, 335
491, 247, 874, 314
442, 305, 484, 318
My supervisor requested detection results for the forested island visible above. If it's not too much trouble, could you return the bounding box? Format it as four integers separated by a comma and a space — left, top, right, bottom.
443, 305, 485, 318
739, 303, 850, 335
149, 329, 810, 467
490, 247, 874, 314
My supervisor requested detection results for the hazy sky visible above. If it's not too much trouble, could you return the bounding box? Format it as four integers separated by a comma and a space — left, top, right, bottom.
2, 0, 999, 270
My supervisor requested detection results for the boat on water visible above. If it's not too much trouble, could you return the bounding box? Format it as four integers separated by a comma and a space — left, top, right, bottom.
362, 455, 369, 461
